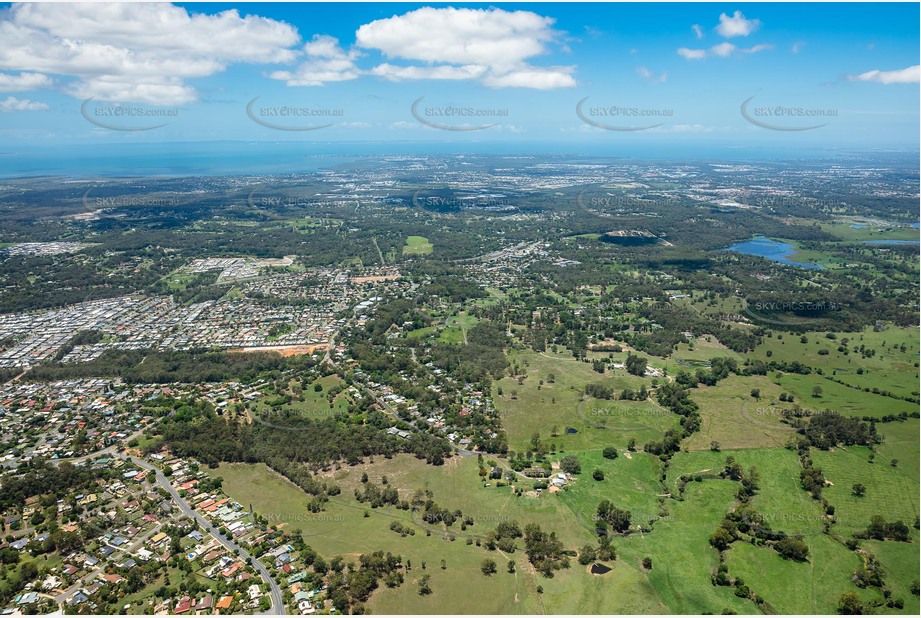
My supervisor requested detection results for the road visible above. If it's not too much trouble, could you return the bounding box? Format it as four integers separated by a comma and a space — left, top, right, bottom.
54, 523, 163, 604
122, 455, 286, 615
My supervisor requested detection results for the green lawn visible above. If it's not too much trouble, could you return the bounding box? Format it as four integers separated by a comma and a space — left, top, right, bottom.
402, 236, 434, 255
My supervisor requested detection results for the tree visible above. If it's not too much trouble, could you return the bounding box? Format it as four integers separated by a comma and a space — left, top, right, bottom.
837, 591, 864, 615
852, 483, 866, 497
642, 557, 653, 570
480, 559, 497, 576
418, 574, 432, 596
812, 385, 823, 398
709, 527, 734, 551
592, 469, 605, 481
507, 560, 516, 573
774, 536, 809, 562
578, 544, 596, 565
602, 447, 618, 460
597, 500, 631, 532
710, 441, 721, 452
560, 455, 581, 475
314, 383, 324, 392
625, 354, 647, 377
750, 388, 760, 399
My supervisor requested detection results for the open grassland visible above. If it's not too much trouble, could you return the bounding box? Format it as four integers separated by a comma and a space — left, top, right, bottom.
863, 538, 921, 615
670, 334, 744, 363
725, 536, 866, 614
684, 375, 795, 451
665, 448, 826, 533
557, 450, 664, 531
753, 326, 919, 401
402, 235, 433, 255
876, 419, 920, 485
215, 458, 670, 613
249, 374, 350, 422
618, 481, 758, 614
494, 350, 659, 452
438, 312, 478, 344
810, 445, 918, 538
771, 372, 916, 418
821, 221, 920, 243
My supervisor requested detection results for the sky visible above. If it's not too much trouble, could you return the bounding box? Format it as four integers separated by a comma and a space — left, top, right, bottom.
0, 1, 918, 152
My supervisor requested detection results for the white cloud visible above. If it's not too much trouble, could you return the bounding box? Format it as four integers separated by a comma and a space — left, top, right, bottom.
270, 35, 361, 86
370, 63, 487, 82
677, 48, 707, 60
354, 7, 574, 89
716, 11, 761, 38
743, 44, 773, 54
791, 41, 805, 54
0, 96, 48, 111
636, 67, 667, 82
849, 65, 920, 85
0, 72, 52, 92
0, 2, 300, 103
481, 66, 575, 89
692, 24, 703, 40
678, 42, 771, 60
711, 42, 737, 58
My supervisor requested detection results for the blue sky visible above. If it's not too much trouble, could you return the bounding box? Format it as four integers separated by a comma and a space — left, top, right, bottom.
0, 2, 918, 150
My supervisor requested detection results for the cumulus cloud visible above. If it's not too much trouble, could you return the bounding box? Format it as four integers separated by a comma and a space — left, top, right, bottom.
677, 48, 707, 60
481, 65, 575, 89
711, 42, 737, 58
0, 72, 52, 92
355, 7, 575, 89
849, 65, 920, 84
269, 35, 361, 86
0, 96, 48, 111
692, 24, 703, 40
716, 11, 761, 38
0, 2, 300, 103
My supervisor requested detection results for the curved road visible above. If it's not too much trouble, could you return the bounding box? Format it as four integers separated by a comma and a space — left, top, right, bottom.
122, 455, 285, 615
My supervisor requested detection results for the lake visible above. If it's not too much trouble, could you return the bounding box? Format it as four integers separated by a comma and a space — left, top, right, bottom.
721, 235, 823, 270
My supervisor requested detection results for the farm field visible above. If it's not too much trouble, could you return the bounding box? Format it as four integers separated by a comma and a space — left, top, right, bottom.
683, 375, 794, 451
494, 350, 658, 452
215, 458, 670, 613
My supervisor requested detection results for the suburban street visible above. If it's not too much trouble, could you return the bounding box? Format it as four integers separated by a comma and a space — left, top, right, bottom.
122, 455, 286, 615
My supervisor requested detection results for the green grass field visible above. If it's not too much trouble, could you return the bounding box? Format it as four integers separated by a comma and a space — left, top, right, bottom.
725, 536, 865, 614
403, 235, 434, 255
494, 350, 661, 452
684, 375, 795, 451
438, 312, 478, 344
810, 445, 918, 537
215, 457, 670, 613
753, 326, 919, 401
249, 374, 350, 423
